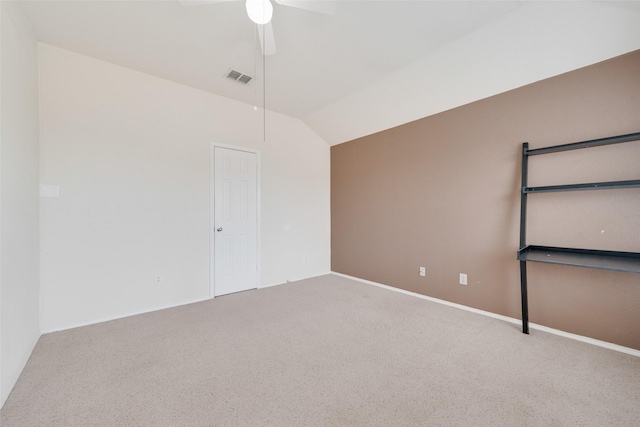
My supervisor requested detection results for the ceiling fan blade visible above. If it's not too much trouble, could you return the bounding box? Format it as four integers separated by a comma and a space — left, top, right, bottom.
274, 0, 337, 15
256, 22, 277, 56
177, 0, 238, 7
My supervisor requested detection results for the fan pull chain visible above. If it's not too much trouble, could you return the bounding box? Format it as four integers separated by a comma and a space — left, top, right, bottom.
262, 21, 266, 142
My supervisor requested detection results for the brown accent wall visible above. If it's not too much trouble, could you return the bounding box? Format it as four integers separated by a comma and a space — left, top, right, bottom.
331, 50, 640, 349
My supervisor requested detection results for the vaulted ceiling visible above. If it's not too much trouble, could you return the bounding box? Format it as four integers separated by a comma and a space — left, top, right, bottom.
20, 1, 640, 145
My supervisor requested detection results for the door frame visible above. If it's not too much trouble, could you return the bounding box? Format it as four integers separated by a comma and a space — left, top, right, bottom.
210, 142, 261, 298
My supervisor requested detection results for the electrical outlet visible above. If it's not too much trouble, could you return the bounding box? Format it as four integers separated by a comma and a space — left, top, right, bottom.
459, 273, 467, 285
155, 274, 163, 285
419, 267, 426, 277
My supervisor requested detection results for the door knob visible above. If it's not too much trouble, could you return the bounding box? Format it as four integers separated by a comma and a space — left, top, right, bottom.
217, 227, 223, 232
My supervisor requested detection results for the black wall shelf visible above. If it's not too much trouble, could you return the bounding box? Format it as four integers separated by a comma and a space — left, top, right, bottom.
524, 179, 640, 194
517, 132, 640, 334
517, 246, 640, 274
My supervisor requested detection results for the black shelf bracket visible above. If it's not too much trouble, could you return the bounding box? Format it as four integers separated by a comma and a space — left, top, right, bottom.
519, 142, 529, 333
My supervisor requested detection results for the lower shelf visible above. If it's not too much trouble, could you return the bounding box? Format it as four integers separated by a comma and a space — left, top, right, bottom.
517, 245, 640, 274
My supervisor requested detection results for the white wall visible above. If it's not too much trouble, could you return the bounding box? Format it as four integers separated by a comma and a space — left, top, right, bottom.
305, 1, 640, 145
39, 44, 330, 332
0, 0, 41, 408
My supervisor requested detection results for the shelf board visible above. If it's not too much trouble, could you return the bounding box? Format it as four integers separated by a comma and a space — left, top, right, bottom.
517, 246, 640, 273
525, 132, 640, 156
524, 179, 640, 194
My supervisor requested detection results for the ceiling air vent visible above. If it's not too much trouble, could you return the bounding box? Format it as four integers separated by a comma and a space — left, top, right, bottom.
225, 69, 254, 85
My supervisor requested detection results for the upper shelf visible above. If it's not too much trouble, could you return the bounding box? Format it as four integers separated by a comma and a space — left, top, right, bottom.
525, 132, 640, 156
524, 179, 640, 194
517, 245, 640, 273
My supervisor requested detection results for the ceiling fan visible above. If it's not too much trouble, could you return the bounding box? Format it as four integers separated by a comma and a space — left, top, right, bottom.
179, 0, 337, 55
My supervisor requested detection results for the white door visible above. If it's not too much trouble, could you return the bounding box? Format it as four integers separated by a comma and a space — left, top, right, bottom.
212, 146, 258, 296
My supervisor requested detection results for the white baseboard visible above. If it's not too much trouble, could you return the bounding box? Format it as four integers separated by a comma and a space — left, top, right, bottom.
43, 272, 335, 334
259, 280, 286, 289
1, 331, 40, 409
332, 272, 640, 358
260, 271, 333, 289
39, 271, 640, 355
41, 296, 212, 334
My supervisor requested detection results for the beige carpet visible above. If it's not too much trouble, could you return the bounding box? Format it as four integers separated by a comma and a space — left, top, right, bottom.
2, 274, 640, 426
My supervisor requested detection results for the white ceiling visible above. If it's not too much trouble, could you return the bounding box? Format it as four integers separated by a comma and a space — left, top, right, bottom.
18, 1, 640, 145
